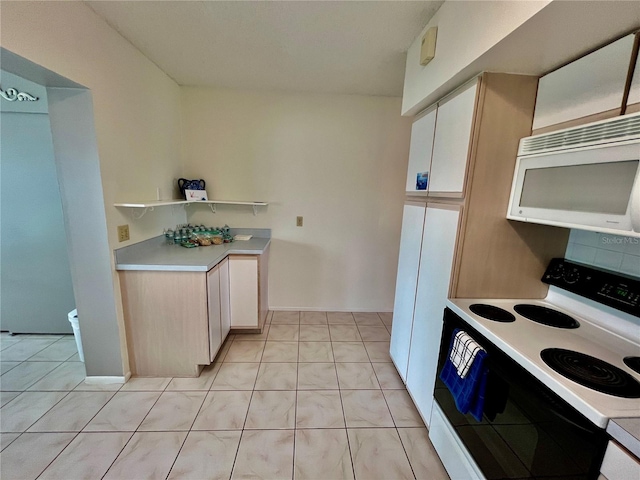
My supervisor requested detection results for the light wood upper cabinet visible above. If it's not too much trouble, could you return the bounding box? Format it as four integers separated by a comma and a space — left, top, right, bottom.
405, 106, 436, 194
533, 34, 636, 132
429, 79, 479, 197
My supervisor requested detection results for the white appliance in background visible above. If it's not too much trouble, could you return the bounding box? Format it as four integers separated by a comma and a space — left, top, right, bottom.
507, 112, 640, 238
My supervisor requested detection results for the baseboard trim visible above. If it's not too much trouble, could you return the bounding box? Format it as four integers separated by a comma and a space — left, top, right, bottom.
269, 307, 393, 313
84, 372, 131, 385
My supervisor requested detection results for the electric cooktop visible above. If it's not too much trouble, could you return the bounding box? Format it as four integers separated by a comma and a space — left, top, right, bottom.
448, 259, 640, 428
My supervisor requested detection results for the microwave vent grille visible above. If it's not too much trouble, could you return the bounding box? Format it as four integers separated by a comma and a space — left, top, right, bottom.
519, 114, 640, 156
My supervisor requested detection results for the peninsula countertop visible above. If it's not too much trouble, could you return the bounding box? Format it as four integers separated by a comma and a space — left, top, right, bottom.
115, 229, 271, 272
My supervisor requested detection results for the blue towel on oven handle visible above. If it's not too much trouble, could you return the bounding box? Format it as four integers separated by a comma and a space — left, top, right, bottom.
439, 328, 489, 422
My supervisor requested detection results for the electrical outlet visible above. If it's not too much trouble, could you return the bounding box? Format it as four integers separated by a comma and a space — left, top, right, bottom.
117, 224, 130, 242
296, 216, 303, 227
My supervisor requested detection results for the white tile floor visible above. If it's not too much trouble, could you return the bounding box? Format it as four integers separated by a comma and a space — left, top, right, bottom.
0, 312, 449, 480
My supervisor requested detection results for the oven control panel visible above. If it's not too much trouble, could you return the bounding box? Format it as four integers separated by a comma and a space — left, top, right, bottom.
543, 258, 640, 317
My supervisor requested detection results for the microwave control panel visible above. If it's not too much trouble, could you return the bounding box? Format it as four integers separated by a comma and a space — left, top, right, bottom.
543, 258, 640, 317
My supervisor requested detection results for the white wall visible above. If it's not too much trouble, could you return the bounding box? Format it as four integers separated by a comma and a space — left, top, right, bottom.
181, 88, 411, 311
0, 1, 186, 375
402, 0, 550, 115
0, 1, 185, 247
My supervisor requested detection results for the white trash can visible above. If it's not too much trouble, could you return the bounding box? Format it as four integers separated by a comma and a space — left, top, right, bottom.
68, 309, 85, 362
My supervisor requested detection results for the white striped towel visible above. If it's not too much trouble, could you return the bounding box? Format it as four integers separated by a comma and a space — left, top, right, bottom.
449, 330, 485, 379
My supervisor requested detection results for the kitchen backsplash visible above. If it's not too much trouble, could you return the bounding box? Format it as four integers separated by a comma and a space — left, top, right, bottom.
565, 229, 640, 278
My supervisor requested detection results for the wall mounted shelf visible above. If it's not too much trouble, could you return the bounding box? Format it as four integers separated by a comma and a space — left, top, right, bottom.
114, 200, 268, 219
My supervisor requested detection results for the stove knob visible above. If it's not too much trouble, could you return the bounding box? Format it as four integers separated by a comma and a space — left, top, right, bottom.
548, 264, 564, 279
564, 269, 580, 284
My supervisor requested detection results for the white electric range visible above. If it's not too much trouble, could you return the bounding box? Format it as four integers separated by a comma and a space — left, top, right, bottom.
448, 291, 640, 428
430, 258, 640, 480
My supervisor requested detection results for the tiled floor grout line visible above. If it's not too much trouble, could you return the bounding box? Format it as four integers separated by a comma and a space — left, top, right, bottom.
1, 335, 65, 360
291, 310, 300, 480
1, 362, 62, 391
0, 432, 21, 452
100, 432, 136, 480
395, 426, 419, 480
131, 389, 166, 433
376, 380, 419, 480
226, 376, 256, 477
328, 328, 358, 480
6, 382, 83, 479
2, 389, 73, 435
164, 389, 211, 480
25, 335, 77, 363
34, 430, 84, 480
94, 384, 174, 479
228, 327, 267, 480
0, 362, 22, 376
33, 387, 121, 480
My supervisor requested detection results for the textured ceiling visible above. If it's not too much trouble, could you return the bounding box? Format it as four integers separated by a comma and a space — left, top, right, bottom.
85, 1, 444, 96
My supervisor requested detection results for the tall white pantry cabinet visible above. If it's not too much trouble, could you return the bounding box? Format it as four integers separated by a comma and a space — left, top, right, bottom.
390, 73, 570, 428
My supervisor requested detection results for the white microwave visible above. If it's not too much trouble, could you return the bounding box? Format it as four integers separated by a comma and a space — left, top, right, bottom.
507, 113, 640, 238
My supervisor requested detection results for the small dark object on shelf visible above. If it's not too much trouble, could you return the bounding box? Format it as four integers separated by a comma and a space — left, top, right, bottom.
178, 178, 206, 199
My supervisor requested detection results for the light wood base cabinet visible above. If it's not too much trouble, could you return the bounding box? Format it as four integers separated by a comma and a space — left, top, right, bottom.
120, 248, 268, 376
120, 270, 210, 377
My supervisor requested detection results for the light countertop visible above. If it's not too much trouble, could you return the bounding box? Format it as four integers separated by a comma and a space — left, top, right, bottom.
607, 417, 640, 459
115, 229, 270, 272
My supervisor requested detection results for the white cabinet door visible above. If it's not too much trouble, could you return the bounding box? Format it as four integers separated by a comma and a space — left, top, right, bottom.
406, 203, 460, 427
429, 79, 478, 196
207, 265, 222, 362
219, 258, 231, 339
534, 34, 635, 130
390, 201, 427, 382
229, 255, 259, 328
405, 106, 437, 194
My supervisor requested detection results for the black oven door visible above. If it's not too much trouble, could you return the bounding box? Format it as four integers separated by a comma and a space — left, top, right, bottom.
434, 308, 608, 480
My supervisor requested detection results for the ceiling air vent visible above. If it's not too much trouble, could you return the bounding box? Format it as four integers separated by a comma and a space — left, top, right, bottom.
519, 113, 640, 156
